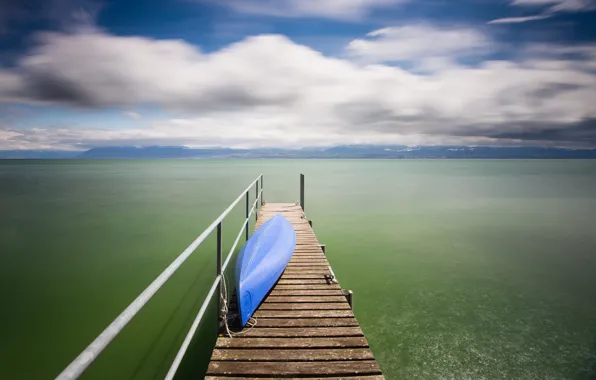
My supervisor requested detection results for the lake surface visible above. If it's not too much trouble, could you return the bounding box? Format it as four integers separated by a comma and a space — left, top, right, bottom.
1, 159, 595, 380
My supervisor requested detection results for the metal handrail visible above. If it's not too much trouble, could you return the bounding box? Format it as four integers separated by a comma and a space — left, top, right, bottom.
56, 175, 264, 380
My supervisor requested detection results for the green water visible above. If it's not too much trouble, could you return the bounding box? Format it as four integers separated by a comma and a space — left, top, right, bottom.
1, 160, 596, 380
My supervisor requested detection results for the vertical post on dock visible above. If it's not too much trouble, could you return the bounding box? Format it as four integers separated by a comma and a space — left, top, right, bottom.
245, 191, 249, 241
256, 180, 259, 221
300, 174, 305, 211
260, 175, 264, 205
343, 289, 354, 310
216, 222, 223, 320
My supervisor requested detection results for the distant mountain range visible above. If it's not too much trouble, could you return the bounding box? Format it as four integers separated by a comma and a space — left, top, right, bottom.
2, 145, 596, 159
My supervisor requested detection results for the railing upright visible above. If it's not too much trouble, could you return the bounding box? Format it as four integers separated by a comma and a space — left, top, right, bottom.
300, 173, 305, 211
216, 222, 223, 320
245, 191, 249, 241
261, 175, 264, 204
256, 180, 259, 221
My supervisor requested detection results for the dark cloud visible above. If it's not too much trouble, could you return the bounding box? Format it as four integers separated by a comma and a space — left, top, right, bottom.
452, 118, 596, 147
529, 82, 584, 100
21, 73, 97, 106
484, 118, 596, 144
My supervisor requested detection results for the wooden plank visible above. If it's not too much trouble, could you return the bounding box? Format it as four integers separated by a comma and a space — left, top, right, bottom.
284, 269, 330, 274
255, 318, 360, 327
259, 302, 351, 310
264, 296, 345, 303
288, 262, 328, 266
273, 284, 340, 290
280, 274, 328, 279
211, 348, 375, 362
215, 336, 369, 349
207, 360, 382, 376
206, 376, 385, 380
291, 254, 325, 258
286, 263, 330, 268
269, 289, 343, 296
237, 327, 363, 338
254, 309, 354, 318
277, 279, 333, 285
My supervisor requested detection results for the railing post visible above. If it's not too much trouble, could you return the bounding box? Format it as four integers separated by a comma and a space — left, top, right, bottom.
260, 175, 264, 205
216, 222, 223, 321
245, 191, 249, 241
343, 289, 354, 310
256, 180, 259, 222
300, 174, 305, 211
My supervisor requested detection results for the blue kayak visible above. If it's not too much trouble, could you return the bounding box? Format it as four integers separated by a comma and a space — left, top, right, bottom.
235, 213, 296, 326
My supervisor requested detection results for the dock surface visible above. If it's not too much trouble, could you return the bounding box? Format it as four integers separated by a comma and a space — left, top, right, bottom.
206, 203, 384, 379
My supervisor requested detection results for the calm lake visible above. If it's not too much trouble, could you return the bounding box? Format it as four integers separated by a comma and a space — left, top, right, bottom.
1, 159, 596, 380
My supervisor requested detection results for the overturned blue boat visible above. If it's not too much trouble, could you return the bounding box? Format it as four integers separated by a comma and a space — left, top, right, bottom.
235, 213, 296, 326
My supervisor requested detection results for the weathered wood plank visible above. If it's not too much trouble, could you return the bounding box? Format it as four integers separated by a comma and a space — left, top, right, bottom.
273, 284, 341, 290
283, 269, 330, 274
207, 360, 382, 376
255, 317, 360, 327
286, 264, 330, 268
289, 257, 328, 261
289, 257, 327, 261
277, 279, 333, 285
258, 302, 351, 310
206, 377, 385, 380
236, 327, 363, 338
264, 295, 345, 303
280, 274, 328, 279
269, 289, 343, 296
211, 348, 375, 362
287, 263, 329, 267
290, 258, 325, 261
215, 336, 369, 349
254, 309, 355, 318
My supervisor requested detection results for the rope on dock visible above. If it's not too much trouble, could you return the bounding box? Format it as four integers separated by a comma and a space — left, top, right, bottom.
220, 272, 257, 337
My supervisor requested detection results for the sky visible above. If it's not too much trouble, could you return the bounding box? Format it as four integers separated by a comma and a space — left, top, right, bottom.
0, 0, 595, 150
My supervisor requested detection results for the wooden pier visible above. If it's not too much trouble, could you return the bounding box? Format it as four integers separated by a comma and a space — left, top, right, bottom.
206, 203, 385, 379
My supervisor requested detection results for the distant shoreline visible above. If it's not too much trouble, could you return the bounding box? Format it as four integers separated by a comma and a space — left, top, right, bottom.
2, 145, 596, 159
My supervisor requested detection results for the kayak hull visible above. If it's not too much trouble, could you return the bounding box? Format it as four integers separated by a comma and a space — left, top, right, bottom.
235, 214, 296, 326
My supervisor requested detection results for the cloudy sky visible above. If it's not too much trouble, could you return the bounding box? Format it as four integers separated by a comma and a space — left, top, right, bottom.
1, 0, 595, 150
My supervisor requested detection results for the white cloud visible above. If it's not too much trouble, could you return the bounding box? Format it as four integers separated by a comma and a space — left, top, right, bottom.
488, 14, 552, 24
123, 111, 141, 120
490, 0, 596, 23
512, 0, 596, 12
214, 0, 407, 20
1, 29, 596, 150
346, 25, 489, 65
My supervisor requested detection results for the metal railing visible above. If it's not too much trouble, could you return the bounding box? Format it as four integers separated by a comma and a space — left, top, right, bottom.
56, 175, 264, 380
